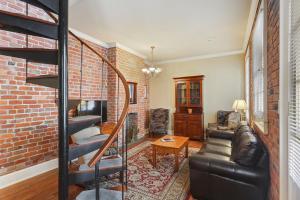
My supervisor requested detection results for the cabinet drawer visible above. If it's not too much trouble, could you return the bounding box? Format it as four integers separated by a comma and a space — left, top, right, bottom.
188, 114, 202, 121
174, 114, 187, 120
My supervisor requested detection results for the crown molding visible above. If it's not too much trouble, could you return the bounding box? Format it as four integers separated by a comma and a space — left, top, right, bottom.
242, 0, 260, 51
68, 28, 147, 59
68, 29, 245, 64
107, 42, 147, 59
155, 50, 244, 65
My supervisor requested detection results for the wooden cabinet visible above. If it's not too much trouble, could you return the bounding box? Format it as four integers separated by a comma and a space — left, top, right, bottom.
173, 76, 204, 140
174, 114, 187, 136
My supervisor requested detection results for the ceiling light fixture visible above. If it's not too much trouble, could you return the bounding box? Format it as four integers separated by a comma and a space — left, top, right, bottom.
142, 46, 161, 77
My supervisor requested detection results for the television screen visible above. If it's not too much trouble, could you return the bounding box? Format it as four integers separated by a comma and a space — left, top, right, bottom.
77, 100, 107, 122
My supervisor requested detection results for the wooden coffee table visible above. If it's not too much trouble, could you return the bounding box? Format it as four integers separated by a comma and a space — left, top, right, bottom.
151, 135, 189, 172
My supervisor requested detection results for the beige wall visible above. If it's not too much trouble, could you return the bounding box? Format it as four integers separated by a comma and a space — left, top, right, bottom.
149, 54, 245, 131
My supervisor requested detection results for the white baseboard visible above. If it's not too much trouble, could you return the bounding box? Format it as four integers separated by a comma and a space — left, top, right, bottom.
0, 158, 58, 189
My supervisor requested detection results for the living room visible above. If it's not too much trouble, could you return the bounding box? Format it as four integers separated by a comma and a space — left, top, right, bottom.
0, 0, 298, 200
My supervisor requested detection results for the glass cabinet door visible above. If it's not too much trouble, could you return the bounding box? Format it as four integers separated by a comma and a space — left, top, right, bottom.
176, 82, 187, 106
189, 81, 201, 106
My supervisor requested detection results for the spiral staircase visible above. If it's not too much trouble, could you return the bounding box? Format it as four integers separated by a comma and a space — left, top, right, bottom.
0, 0, 130, 199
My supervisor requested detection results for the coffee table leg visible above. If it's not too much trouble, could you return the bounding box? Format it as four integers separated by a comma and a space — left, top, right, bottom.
185, 143, 189, 158
152, 146, 156, 168
175, 151, 179, 172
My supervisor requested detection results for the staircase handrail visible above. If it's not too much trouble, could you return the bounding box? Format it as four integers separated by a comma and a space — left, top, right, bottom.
47, 12, 130, 167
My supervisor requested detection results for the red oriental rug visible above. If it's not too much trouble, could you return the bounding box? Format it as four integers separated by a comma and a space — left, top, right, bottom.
124, 141, 198, 200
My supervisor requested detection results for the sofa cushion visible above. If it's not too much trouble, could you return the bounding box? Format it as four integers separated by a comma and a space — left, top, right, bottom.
207, 138, 232, 147
201, 144, 232, 157
232, 125, 252, 146
192, 152, 231, 164
231, 131, 263, 167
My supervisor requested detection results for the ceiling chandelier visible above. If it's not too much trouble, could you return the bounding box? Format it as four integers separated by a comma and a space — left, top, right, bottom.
142, 46, 162, 77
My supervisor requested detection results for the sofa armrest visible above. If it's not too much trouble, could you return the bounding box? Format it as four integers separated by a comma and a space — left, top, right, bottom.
189, 153, 268, 186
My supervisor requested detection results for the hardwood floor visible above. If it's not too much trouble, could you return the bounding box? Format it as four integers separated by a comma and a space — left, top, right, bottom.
0, 138, 201, 200
0, 169, 82, 200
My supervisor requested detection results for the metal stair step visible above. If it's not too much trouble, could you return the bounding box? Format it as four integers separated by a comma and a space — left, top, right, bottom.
80, 155, 123, 172
0, 10, 58, 40
0, 48, 58, 65
69, 115, 102, 136
26, 74, 58, 88
69, 156, 123, 185
76, 188, 123, 200
69, 134, 109, 161
18, 0, 59, 14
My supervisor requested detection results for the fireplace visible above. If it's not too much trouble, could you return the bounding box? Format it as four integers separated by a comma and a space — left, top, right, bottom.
126, 112, 139, 144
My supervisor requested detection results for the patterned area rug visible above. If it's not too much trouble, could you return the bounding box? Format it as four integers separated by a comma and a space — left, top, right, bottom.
124, 141, 197, 200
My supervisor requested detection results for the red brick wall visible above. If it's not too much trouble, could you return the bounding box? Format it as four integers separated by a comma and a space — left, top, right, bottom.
0, 0, 109, 175
0, 0, 148, 175
107, 48, 118, 122
248, 0, 279, 199
263, 0, 280, 199
116, 48, 149, 138
107, 47, 149, 139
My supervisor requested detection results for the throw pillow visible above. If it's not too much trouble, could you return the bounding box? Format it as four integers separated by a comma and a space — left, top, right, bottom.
227, 112, 241, 130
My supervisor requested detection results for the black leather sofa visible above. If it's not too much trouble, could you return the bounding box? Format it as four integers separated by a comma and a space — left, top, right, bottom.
189, 125, 269, 200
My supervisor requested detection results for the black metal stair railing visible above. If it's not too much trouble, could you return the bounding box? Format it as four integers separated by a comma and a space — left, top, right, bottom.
57, 0, 69, 199
46, 3, 130, 200
0, 0, 130, 199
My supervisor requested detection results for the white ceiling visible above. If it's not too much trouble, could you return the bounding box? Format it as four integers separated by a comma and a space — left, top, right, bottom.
69, 0, 252, 62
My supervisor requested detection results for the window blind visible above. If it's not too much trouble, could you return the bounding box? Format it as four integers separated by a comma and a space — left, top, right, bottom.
252, 3, 265, 125
288, 0, 300, 188
245, 49, 250, 121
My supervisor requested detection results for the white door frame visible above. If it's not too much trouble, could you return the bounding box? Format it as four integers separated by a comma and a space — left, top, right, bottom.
279, 0, 289, 199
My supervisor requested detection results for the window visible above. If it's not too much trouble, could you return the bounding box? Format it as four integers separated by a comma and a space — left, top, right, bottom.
245, 48, 250, 121
128, 82, 137, 104
251, 1, 267, 132
288, 0, 300, 188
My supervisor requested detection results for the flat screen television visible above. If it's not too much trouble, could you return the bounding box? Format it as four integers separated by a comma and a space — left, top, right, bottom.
77, 100, 107, 122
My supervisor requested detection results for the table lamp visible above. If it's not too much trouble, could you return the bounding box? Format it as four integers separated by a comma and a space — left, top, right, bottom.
232, 99, 247, 121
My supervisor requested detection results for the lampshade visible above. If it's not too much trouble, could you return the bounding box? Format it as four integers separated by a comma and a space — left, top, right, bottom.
232, 99, 247, 111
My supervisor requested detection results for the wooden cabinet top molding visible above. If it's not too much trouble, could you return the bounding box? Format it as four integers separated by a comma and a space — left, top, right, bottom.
173, 75, 205, 80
